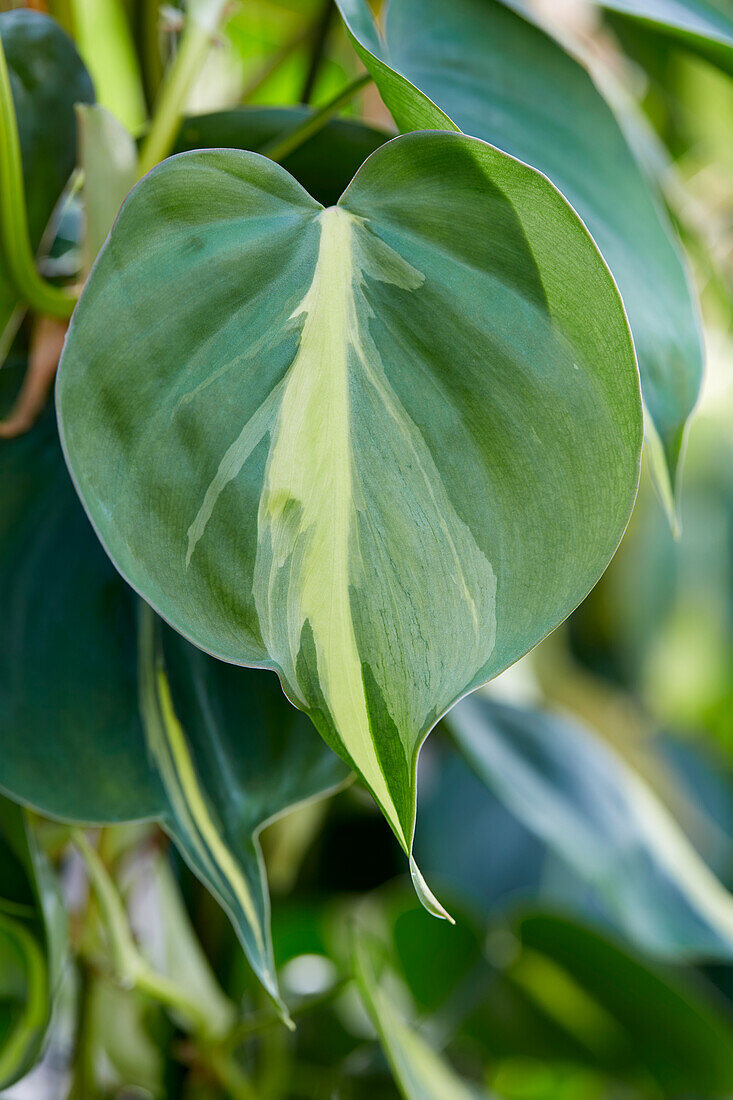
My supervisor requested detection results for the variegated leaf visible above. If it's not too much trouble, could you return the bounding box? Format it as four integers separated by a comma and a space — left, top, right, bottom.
57, 132, 642, 912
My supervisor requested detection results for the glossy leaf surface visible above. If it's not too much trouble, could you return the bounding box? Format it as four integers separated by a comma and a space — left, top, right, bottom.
335, 0, 703, 488
0, 395, 346, 1005
0, 799, 64, 1089
448, 695, 733, 960
0, 11, 93, 357
57, 134, 642, 898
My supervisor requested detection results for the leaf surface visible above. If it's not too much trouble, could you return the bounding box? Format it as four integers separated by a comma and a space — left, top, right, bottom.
335, 0, 703, 490
0, 11, 93, 359
0, 397, 346, 1006
448, 695, 733, 959
57, 133, 642, 902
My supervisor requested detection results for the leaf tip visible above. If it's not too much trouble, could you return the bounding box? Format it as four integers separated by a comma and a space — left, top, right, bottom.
409, 855, 453, 923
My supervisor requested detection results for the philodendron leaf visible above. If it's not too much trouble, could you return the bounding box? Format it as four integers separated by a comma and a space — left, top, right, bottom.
57, 133, 642, 914
0, 398, 347, 1008
353, 933, 489, 1100
335, 0, 702, 495
0, 10, 93, 360
0, 797, 65, 1089
447, 695, 733, 960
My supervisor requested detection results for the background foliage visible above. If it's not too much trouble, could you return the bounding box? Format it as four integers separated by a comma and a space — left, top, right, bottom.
0, 0, 731, 1097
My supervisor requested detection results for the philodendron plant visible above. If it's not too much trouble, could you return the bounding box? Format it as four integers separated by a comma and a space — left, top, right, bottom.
1, 0, 731, 1095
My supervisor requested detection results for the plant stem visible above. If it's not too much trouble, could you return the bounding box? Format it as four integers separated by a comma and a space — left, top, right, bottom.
137, 0, 229, 179
73, 831, 215, 1040
261, 73, 371, 163
203, 1048, 260, 1100
68, 960, 96, 1100
0, 35, 77, 319
300, 0, 335, 104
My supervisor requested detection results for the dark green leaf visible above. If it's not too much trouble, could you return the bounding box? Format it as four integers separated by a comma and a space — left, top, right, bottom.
174, 104, 390, 207
335, 0, 703, 493
0, 400, 347, 1007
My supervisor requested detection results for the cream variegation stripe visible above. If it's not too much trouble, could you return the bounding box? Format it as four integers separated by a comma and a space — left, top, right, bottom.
137, 605, 267, 960
187, 205, 497, 862
255, 207, 405, 838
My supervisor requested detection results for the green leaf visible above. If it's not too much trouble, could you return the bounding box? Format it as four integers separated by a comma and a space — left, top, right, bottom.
57, 133, 642, 909
174, 104, 390, 207
0, 400, 347, 1008
0, 797, 65, 1089
597, 0, 733, 74
514, 913, 733, 1095
0, 10, 93, 358
353, 931, 489, 1100
335, 0, 703, 495
447, 695, 733, 960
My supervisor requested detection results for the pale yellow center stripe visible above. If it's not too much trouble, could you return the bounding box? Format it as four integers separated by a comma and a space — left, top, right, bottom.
138, 608, 266, 957
257, 207, 403, 841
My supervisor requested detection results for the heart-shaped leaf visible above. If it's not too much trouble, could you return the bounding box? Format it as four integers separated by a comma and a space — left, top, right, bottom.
335, 0, 703, 496
448, 694, 733, 960
0, 797, 65, 1090
0, 394, 347, 1008
0, 11, 93, 359
57, 132, 642, 910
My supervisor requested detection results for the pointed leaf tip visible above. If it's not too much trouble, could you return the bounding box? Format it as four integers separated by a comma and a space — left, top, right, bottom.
409, 855, 454, 924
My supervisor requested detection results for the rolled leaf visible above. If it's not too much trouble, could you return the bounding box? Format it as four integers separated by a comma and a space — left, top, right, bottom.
335, 0, 703, 493
448, 695, 733, 960
57, 134, 642, 909
0, 397, 346, 1007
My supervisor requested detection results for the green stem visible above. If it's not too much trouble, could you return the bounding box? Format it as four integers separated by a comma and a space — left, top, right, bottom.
203, 1048, 260, 1100
68, 960, 96, 1100
73, 831, 215, 1040
300, 0, 335, 104
261, 73, 371, 163
137, 0, 229, 178
0, 35, 77, 319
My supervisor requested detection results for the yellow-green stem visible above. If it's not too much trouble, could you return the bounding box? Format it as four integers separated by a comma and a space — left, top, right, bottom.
137, 1, 230, 179
0, 35, 77, 319
73, 831, 216, 1039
